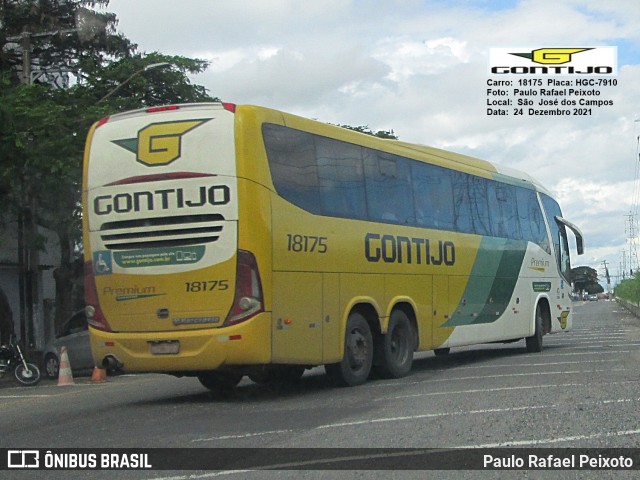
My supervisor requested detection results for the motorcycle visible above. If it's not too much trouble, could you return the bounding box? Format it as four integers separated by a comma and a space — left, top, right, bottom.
0, 335, 41, 386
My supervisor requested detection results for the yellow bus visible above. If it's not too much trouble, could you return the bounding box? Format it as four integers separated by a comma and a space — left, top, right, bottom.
82, 103, 584, 390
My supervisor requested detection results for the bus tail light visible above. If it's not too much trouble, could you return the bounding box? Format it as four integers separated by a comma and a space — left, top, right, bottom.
224, 250, 264, 326
84, 261, 112, 332
146, 105, 180, 113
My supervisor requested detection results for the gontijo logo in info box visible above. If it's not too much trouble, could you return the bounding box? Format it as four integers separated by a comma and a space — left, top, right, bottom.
489, 47, 617, 75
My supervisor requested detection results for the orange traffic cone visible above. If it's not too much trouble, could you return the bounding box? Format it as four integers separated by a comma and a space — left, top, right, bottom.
90, 366, 107, 383
57, 346, 74, 386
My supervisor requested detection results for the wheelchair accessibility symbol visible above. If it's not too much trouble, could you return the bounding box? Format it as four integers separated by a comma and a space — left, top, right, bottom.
93, 251, 113, 275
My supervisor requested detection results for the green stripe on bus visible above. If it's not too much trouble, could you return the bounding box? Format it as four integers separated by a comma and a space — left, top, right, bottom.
443, 238, 527, 327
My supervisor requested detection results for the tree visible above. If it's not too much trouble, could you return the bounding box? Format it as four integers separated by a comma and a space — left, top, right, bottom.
615, 272, 640, 305
337, 124, 398, 139
1, 0, 216, 337
570, 266, 603, 295
0, 0, 132, 85
0, 286, 13, 344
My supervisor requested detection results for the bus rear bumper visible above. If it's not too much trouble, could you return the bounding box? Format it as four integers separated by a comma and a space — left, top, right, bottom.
89, 313, 272, 373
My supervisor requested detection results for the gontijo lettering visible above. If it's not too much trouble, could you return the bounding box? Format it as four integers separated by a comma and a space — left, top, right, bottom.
365, 233, 455, 265
93, 185, 229, 215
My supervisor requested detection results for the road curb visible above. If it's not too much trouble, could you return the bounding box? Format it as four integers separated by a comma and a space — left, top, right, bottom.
616, 298, 640, 318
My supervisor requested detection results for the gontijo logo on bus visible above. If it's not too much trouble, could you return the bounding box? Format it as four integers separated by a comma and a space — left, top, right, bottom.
112, 119, 210, 166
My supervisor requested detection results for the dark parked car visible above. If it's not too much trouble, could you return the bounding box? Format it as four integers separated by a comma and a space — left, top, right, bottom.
43, 311, 94, 379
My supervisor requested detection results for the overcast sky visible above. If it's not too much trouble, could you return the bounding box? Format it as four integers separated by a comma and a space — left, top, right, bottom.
103, 0, 640, 285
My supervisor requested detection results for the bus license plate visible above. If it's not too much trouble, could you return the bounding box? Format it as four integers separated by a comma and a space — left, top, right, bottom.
149, 340, 180, 355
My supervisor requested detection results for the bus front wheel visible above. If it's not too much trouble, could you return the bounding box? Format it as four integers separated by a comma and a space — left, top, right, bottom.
325, 312, 373, 387
525, 304, 544, 353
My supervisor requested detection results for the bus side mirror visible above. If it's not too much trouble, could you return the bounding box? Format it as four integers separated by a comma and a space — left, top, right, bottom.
555, 216, 584, 255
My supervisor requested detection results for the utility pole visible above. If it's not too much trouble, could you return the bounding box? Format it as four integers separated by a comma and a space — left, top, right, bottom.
21, 28, 31, 84
18, 28, 41, 351
602, 260, 612, 297
625, 214, 638, 275
8, 26, 75, 351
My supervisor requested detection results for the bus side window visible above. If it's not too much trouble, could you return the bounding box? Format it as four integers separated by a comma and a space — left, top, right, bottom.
411, 162, 455, 231
452, 171, 473, 234
364, 153, 414, 225
540, 193, 572, 279
488, 182, 521, 240
316, 136, 367, 219
453, 173, 495, 236
516, 188, 548, 252
559, 227, 571, 278
263, 124, 321, 214
469, 176, 491, 236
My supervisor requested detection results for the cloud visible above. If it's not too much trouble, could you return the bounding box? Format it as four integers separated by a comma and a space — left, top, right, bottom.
195, 44, 390, 107
372, 37, 471, 80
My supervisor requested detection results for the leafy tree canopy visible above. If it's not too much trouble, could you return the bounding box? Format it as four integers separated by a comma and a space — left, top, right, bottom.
337, 124, 398, 139
615, 274, 640, 304
0, 0, 216, 332
570, 266, 603, 294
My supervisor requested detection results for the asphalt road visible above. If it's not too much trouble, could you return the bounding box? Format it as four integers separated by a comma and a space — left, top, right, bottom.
1, 299, 639, 479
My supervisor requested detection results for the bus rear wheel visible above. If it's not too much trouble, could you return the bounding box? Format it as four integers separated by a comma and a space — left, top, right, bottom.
325, 312, 373, 387
197, 371, 243, 392
373, 309, 414, 379
248, 365, 305, 385
525, 304, 544, 353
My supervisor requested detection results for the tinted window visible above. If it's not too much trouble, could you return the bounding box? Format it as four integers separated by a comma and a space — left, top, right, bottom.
264, 123, 552, 249
541, 193, 570, 276
452, 171, 473, 234
411, 162, 455, 230
469, 176, 491, 236
488, 181, 520, 239
263, 124, 321, 214
315, 136, 367, 219
516, 188, 548, 250
365, 152, 414, 224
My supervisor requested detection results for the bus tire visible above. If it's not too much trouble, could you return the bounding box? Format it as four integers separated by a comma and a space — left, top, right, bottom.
525, 304, 544, 353
325, 312, 373, 387
197, 371, 243, 392
249, 365, 305, 385
373, 309, 414, 379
